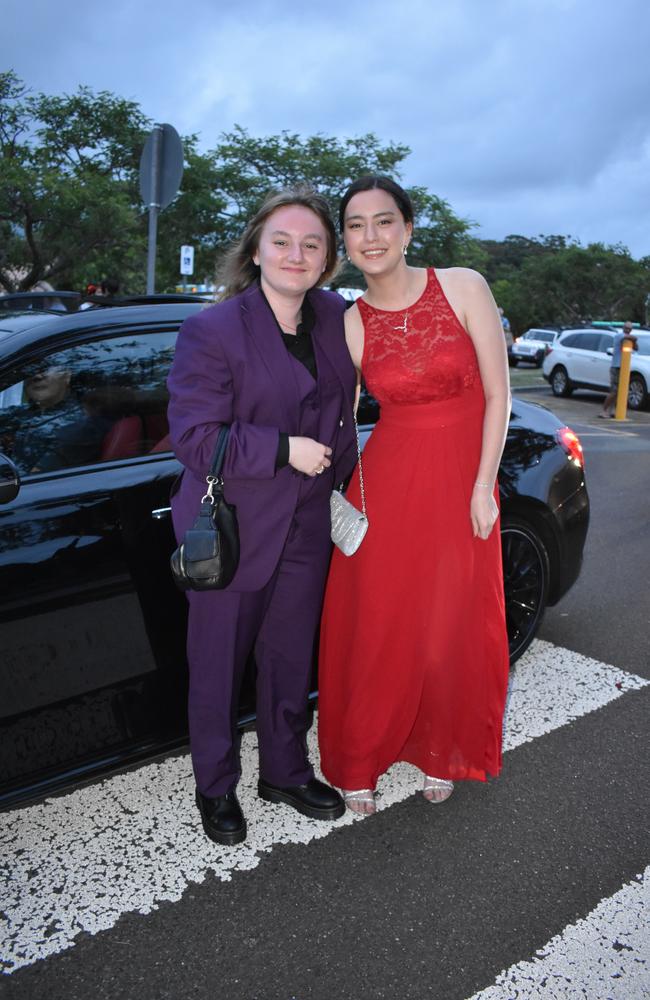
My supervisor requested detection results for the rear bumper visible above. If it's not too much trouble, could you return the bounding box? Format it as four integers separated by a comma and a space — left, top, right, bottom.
547, 481, 590, 603
512, 348, 545, 364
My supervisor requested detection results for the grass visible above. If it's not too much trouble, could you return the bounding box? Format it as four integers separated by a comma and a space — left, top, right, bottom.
509, 366, 547, 389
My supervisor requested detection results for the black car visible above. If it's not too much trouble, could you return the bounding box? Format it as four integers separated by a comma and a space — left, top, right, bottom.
0, 304, 590, 807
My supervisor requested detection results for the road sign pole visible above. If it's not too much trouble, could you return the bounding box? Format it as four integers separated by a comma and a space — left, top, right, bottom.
145, 126, 163, 294
140, 123, 184, 295
146, 204, 159, 295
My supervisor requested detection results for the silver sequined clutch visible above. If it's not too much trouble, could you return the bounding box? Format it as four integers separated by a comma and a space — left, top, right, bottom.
330, 489, 368, 556
330, 414, 368, 556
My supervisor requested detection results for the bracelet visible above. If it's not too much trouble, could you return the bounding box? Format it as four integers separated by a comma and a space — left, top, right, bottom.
474, 481, 492, 488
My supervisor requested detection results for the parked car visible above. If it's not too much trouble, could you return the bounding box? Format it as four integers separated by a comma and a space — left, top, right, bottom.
0, 303, 590, 807
542, 328, 650, 410
0, 291, 82, 313
510, 328, 560, 367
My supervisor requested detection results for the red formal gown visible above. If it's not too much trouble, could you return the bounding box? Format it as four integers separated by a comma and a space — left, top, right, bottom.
318, 268, 509, 791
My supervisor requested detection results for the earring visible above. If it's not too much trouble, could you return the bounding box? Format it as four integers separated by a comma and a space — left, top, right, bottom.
403, 245, 408, 256
346, 254, 351, 262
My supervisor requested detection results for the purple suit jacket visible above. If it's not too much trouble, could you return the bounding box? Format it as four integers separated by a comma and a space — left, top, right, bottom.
168, 282, 357, 592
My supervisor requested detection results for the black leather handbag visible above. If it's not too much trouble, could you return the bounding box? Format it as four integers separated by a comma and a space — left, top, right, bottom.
170, 425, 240, 591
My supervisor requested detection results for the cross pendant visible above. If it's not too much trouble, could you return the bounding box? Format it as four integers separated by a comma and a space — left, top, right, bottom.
394, 314, 408, 334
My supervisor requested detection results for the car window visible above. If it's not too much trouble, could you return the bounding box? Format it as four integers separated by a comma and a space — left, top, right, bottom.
598, 334, 614, 352
0, 329, 176, 477
635, 335, 650, 356
560, 332, 600, 351
576, 333, 604, 351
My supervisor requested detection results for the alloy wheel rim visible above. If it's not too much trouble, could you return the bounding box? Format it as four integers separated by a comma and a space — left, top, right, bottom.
501, 526, 546, 662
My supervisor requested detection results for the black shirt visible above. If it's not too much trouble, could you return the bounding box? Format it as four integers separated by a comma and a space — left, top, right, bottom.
260, 289, 318, 469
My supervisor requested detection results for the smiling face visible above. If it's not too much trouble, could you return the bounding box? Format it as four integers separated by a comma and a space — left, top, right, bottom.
343, 188, 413, 277
252, 204, 329, 300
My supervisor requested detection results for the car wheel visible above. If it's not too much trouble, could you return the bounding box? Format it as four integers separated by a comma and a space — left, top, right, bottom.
508, 357, 518, 368
550, 365, 573, 397
627, 374, 647, 410
501, 515, 550, 664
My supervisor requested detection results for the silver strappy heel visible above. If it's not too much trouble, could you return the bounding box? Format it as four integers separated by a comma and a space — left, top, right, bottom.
423, 776, 454, 803
342, 789, 377, 814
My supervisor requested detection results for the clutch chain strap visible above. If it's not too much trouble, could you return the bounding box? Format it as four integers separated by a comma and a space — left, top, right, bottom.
354, 415, 367, 519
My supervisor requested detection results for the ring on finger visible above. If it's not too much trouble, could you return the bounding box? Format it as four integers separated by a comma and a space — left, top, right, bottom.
315, 466, 324, 475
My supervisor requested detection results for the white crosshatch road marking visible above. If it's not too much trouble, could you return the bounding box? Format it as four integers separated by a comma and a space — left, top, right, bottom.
0, 639, 647, 974
468, 868, 649, 1000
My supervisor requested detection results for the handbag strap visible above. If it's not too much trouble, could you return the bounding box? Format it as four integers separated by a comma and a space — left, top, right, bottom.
209, 424, 230, 478
354, 415, 367, 518
202, 424, 230, 504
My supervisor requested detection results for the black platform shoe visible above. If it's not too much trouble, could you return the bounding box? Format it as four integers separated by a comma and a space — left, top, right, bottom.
195, 789, 247, 845
258, 777, 344, 820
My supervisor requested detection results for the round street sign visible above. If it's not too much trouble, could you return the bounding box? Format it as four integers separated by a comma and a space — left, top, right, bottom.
139, 124, 184, 209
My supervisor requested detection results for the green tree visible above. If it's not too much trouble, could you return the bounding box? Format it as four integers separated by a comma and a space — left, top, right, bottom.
480, 235, 650, 333
201, 126, 485, 288
0, 71, 148, 292
0, 75, 488, 294
513, 243, 649, 328
0, 72, 227, 293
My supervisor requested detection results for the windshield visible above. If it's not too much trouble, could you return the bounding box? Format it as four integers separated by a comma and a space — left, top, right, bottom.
525, 330, 554, 342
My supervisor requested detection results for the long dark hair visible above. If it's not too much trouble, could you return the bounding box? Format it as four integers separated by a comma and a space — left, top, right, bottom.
216, 185, 339, 300
338, 175, 414, 232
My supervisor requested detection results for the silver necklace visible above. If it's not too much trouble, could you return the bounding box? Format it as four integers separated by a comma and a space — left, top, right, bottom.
394, 309, 408, 335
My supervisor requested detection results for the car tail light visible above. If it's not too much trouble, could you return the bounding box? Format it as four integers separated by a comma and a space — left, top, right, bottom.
544, 344, 552, 356
556, 426, 584, 467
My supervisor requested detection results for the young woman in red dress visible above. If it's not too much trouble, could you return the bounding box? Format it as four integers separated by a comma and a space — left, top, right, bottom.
318, 176, 511, 814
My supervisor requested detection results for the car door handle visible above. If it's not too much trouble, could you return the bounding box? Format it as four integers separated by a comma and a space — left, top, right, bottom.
151, 507, 172, 520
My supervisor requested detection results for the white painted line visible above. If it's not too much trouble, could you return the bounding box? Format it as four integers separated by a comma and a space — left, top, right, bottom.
467, 867, 649, 1000
0, 640, 647, 974
501, 639, 646, 753
575, 430, 639, 438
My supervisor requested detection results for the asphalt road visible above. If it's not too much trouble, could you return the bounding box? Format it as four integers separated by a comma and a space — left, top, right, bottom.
1, 384, 649, 1000
528, 386, 650, 679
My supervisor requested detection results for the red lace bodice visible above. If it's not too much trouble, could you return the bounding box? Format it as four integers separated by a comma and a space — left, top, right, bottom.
358, 268, 481, 406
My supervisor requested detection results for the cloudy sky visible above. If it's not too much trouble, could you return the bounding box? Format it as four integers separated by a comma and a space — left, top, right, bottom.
4, 0, 650, 256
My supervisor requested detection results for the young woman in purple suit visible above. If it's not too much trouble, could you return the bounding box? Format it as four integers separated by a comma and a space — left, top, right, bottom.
167, 188, 358, 845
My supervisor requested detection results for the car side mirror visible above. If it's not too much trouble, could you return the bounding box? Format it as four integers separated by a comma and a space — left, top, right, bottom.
0, 452, 20, 504
606, 347, 613, 356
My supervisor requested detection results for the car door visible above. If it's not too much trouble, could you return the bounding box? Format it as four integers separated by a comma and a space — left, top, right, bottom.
0, 323, 189, 802
594, 333, 615, 387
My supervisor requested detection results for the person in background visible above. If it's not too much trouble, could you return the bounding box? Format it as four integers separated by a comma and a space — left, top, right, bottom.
499, 306, 513, 350
599, 321, 638, 417
167, 186, 358, 846
4, 363, 112, 474
80, 279, 119, 309
96, 278, 120, 299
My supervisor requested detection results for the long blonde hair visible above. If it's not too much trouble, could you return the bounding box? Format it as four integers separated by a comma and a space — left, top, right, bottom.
215, 186, 339, 301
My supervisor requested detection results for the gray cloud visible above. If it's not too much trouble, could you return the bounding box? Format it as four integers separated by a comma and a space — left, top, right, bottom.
3, 0, 650, 255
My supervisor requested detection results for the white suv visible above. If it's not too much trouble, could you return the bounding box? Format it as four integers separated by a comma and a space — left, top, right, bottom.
542, 328, 650, 410
510, 328, 559, 367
